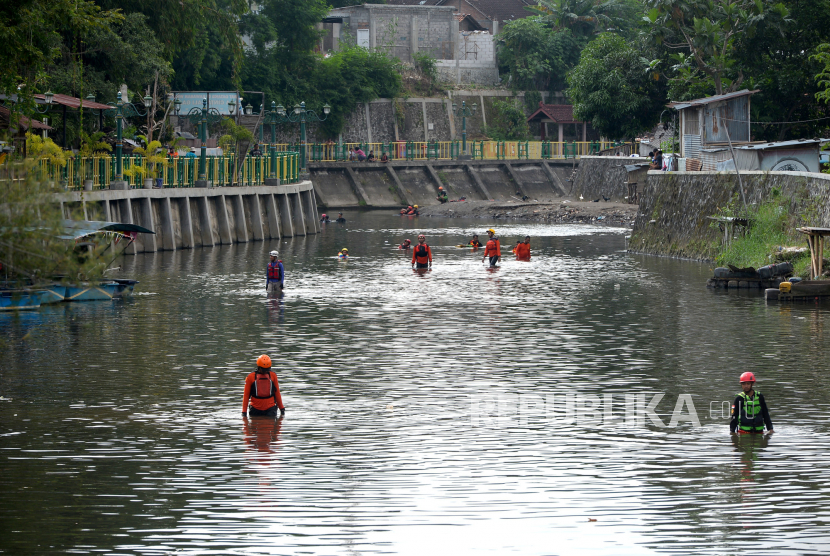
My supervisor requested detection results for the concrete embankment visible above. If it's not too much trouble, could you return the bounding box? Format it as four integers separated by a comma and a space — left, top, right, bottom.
308, 160, 575, 208
570, 155, 650, 202
630, 171, 830, 261
419, 199, 637, 227
56, 182, 320, 254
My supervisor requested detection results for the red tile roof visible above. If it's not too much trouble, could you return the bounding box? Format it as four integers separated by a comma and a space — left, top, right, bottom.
34, 93, 112, 111
0, 105, 53, 130
526, 104, 582, 124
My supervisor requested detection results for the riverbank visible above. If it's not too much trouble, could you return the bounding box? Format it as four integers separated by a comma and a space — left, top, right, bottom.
418, 199, 638, 227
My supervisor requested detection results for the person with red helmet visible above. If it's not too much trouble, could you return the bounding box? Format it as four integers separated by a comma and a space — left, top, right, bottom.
729, 372, 773, 434
243, 354, 285, 417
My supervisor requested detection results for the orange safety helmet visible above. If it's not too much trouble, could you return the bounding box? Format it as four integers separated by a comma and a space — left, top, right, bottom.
739, 372, 755, 383
256, 354, 272, 369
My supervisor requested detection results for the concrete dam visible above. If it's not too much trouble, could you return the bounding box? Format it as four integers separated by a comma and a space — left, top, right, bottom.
57, 182, 320, 254
308, 159, 586, 208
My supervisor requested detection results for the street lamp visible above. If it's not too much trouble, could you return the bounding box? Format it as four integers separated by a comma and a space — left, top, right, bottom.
271, 101, 330, 170
452, 100, 477, 159
185, 98, 224, 186
105, 91, 149, 186
32, 91, 55, 114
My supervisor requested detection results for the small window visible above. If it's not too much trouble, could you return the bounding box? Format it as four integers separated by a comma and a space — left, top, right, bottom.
357, 29, 370, 48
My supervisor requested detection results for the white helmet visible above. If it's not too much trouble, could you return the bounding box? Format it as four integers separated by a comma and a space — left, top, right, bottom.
269, 250, 279, 257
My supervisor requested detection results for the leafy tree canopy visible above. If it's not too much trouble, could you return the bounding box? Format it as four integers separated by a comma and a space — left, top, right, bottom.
566, 32, 666, 140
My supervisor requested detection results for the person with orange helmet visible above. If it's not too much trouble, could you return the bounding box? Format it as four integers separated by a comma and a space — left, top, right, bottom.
729, 372, 773, 434
436, 186, 448, 203
243, 354, 285, 417
411, 234, 432, 269
481, 228, 501, 267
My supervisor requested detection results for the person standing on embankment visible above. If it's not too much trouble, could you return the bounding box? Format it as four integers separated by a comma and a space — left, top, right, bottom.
482, 229, 501, 267
730, 372, 774, 434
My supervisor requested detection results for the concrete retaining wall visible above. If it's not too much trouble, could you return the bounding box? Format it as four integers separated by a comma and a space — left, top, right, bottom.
309, 159, 572, 208
630, 170, 830, 260
571, 155, 651, 202
55, 182, 319, 254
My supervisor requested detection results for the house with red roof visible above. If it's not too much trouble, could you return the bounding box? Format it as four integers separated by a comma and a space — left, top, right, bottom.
526, 103, 599, 142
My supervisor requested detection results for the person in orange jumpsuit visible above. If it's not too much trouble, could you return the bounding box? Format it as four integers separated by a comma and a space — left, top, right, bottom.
242, 354, 285, 417
481, 228, 501, 267
515, 236, 531, 261
411, 234, 432, 269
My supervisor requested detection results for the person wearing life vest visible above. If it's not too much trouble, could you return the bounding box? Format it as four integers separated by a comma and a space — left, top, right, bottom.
437, 186, 448, 203
243, 354, 285, 417
468, 234, 482, 249
730, 372, 773, 434
266, 250, 284, 295
399, 238, 412, 249
411, 234, 432, 269
515, 236, 531, 261
481, 228, 501, 267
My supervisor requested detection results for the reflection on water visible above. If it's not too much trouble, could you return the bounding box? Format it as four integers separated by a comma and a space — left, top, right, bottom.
2, 212, 830, 555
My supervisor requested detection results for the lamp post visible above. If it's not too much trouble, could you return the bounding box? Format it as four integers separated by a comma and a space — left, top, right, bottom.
184, 98, 232, 186
452, 100, 477, 159
273, 101, 330, 171
105, 91, 149, 189
259, 101, 282, 183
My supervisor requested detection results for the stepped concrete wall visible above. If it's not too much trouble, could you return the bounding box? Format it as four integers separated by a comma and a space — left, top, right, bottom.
631, 171, 830, 261
309, 159, 574, 208
56, 182, 319, 254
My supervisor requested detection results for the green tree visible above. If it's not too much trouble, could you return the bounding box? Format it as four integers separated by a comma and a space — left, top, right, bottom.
645, 0, 790, 96
527, 0, 641, 39
497, 18, 583, 92
566, 33, 666, 140
486, 99, 532, 140
0, 0, 123, 107
739, 0, 830, 140
0, 165, 106, 283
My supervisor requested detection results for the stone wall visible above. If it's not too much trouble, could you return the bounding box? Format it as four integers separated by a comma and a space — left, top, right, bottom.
571, 155, 650, 202
173, 90, 529, 145
630, 170, 830, 261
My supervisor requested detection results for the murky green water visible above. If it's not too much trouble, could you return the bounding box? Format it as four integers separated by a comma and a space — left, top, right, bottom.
2, 211, 830, 555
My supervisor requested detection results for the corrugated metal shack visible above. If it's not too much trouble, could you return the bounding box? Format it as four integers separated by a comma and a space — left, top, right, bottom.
668, 89, 758, 166
714, 139, 824, 173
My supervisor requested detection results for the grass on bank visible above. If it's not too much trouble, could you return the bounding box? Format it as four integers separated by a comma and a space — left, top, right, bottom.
714, 192, 813, 278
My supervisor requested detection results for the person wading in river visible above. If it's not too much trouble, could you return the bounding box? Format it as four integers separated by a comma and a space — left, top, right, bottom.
243, 355, 286, 417
266, 250, 284, 295
411, 234, 432, 269
730, 372, 774, 435
515, 236, 531, 261
482, 229, 501, 267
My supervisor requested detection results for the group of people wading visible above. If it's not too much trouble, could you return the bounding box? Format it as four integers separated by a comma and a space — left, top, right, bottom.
398, 228, 522, 269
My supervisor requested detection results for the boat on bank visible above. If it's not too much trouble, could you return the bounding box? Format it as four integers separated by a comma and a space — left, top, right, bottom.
1, 221, 152, 309
0, 290, 43, 311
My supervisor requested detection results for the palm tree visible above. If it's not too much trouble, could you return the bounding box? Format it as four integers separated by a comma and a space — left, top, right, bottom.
525, 0, 628, 37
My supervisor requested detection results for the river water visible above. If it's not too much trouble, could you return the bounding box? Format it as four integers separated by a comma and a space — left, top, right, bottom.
2, 211, 830, 555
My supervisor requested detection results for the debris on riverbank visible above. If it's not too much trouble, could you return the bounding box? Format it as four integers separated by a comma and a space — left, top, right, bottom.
419, 199, 638, 227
